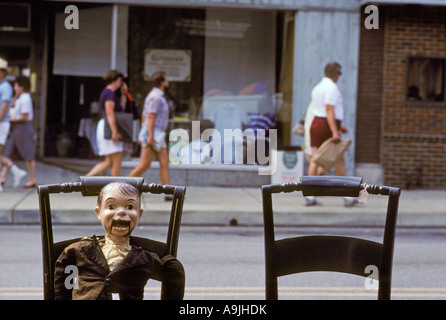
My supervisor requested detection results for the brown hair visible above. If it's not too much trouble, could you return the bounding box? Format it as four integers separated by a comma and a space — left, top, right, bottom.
103, 70, 124, 85
151, 71, 167, 88
14, 76, 30, 92
324, 62, 342, 78
97, 181, 141, 207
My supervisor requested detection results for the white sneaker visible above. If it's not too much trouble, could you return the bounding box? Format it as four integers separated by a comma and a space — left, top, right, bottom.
305, 196, 322, 206
344, 197, 359, 207
13, 169, 27, 188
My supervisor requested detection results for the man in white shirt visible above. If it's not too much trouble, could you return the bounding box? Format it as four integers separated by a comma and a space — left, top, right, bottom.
306, 62, 357, 207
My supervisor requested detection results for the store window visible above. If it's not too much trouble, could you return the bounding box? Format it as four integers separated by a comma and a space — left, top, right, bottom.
129, 7, 294, 165
407, 57, 445, 105
198, 9, 278, 164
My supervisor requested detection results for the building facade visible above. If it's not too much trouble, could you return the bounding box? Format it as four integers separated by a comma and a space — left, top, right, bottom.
0, 0, 444, 188
357, 3, 446, 188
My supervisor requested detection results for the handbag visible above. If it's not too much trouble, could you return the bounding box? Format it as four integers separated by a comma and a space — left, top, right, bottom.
312, 138, 351, 172
104, 112, 133, 143
292, 121, 305, 136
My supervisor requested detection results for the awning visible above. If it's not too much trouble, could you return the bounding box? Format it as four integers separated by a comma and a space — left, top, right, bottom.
53, 5, 127, 77
360, 0, 446, 6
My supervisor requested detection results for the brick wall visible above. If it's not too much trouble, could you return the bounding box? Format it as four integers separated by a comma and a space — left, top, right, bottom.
381, 6, 446, 189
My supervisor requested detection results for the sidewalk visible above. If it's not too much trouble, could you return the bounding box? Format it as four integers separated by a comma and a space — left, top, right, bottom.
0, 161, 445, 227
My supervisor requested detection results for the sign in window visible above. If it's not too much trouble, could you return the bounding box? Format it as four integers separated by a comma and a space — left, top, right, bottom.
144, 49, 192, 82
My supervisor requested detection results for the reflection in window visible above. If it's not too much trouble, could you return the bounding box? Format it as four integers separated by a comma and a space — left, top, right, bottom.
407, 58, 445, 102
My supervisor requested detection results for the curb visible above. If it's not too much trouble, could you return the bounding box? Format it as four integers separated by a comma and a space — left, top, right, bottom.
2, 208, 446, 228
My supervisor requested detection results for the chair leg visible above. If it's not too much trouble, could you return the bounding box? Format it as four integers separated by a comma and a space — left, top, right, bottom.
265, 277, 278, 300
38, 185, 55, 300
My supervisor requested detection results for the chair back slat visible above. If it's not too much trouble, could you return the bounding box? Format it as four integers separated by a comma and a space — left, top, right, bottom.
272, 236, 382, 277
262, 176, 400, 300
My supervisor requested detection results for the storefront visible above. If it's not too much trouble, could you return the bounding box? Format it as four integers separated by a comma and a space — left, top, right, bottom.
2, 0, 368, 186
45, 3, 296, 163
2, 0, 445, 188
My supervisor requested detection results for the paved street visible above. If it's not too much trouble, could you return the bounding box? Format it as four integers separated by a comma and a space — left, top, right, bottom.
0, 224, 445, 300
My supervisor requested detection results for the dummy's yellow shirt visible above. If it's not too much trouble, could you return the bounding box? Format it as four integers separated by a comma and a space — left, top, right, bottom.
99, 235, 131, 271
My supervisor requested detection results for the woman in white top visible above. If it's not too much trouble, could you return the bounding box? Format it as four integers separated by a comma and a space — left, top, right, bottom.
0, 76, 36, 188
306, 62, 357, 207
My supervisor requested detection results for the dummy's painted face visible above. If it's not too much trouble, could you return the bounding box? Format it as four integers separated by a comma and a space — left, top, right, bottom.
95, 185, 142, 243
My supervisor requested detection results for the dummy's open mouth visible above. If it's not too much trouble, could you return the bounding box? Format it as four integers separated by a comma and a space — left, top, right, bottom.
111, 220, 130, 231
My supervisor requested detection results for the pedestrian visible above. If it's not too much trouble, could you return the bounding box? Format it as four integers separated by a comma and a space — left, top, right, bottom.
0, 76, 36, 188
306, 62, 358, 207
86, 70, 125, 177
0, 58, 27, 192
130, 71, 172, 199
53, 181, 185, 300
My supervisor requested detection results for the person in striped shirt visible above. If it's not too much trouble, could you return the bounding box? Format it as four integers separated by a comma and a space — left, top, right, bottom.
130, 71, 172, 200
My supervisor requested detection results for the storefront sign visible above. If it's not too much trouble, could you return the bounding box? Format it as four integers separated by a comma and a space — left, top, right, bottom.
270, 149, 304, 184
144, 49, 191, 82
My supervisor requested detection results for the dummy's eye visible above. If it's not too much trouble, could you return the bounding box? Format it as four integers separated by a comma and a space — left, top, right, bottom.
107, 204, 115, 210
126, 204, 134, 210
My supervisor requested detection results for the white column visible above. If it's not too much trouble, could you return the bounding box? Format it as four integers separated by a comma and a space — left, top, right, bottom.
110, 4, 118, 70
291, 9, 360, 176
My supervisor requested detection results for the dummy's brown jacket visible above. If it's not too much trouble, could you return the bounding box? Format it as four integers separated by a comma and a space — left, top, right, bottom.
54, 236, 185, 300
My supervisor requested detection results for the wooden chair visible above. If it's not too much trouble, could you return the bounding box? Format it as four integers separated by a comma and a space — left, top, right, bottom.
262, 176, 401, 300
38, 176, 186, 300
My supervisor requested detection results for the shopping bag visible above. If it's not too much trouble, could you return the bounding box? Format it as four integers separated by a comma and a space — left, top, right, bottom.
104, 112, 133, 143
313, 138, 351, 172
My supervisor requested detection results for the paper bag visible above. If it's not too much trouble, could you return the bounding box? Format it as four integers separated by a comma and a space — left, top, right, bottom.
313, 138, 351, 172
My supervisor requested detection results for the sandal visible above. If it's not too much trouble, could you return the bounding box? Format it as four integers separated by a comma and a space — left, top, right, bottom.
22, 182, 37, 188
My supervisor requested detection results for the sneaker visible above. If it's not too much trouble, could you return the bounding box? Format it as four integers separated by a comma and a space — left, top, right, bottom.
344, 198, 359, 207
13, 169, 27, 188
305, 197, 322, 206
